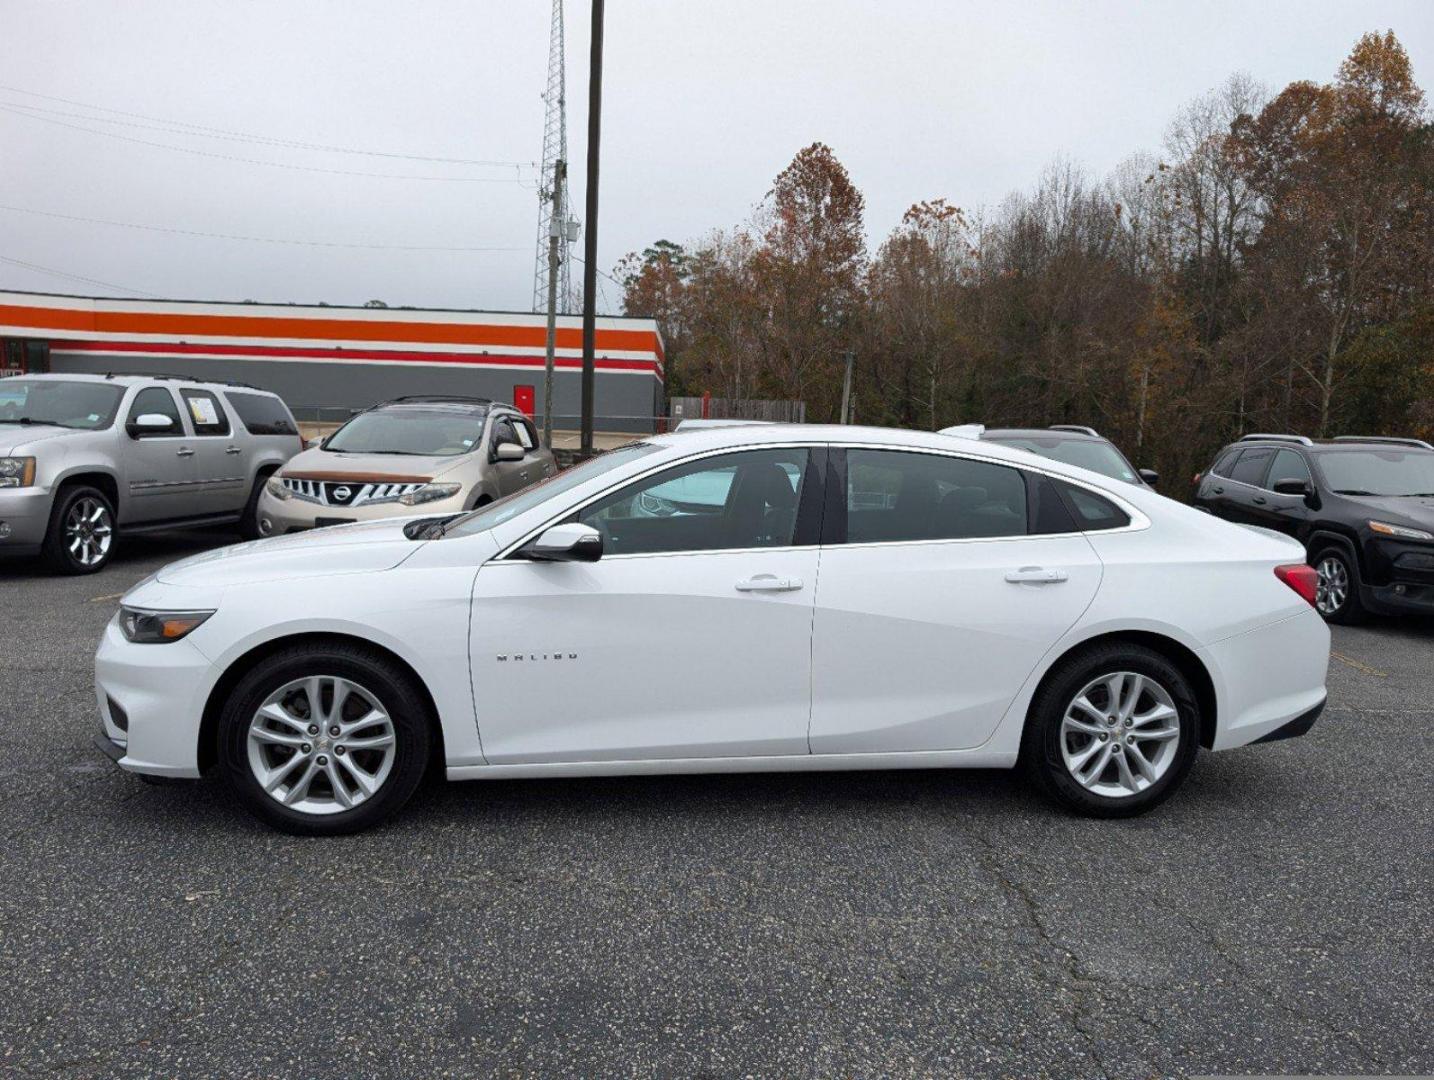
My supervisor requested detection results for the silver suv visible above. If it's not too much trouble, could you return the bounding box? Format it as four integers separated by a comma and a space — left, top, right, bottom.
255, 396, 557, 535
0, 373, 300, 574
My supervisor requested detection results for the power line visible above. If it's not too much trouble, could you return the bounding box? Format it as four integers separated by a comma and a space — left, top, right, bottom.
0, 105, 536, 183
0, 84, 533, 168
0, 254, 157, 297
0, 204, 525, 253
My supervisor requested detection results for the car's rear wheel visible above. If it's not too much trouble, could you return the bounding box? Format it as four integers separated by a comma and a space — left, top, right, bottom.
1313, 547, 1367, 624
43, 484, 116, 575
218, 643, 431, 835
1021, 643, 1200, 817
237, 471, 272, 541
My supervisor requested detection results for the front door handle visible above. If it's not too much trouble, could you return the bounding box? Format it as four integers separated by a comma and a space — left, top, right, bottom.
1212, 485, 1224, 494
1005, 567, 1068, 584
735, 574, 803, 592
224, 446, 243, 455
176, 447, 195, 458
1253, 496, 1267, 505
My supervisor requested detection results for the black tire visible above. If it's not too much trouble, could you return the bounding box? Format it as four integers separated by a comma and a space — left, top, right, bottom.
1020, 642, 1200, 818
237, 470, 273, 541
1311, 546, 1367, 625
42, 483, 116, 575
218, 642, 433, 835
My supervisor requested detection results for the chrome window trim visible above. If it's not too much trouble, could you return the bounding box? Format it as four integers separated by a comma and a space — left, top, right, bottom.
495, 439, 1149, 562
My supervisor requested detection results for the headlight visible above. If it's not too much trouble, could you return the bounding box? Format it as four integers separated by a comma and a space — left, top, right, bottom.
1369, 520, 1434, 542
0, 457, 36, 488
266, 476, 292, 500
119, 606, 214, 644
399, 482, 462, 506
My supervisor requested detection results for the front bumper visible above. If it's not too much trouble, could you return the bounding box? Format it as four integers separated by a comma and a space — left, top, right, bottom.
255, 487, 468, 535
0, 487, 54, 553
94, 614, 214, 777
1363, 581, 1434, 616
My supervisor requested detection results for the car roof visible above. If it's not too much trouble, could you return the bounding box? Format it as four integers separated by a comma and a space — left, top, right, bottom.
1228, 435, 1434, 453
15, 371, 278, 395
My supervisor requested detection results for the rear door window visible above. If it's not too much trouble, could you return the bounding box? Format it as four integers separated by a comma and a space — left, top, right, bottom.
224, 391, 297, 436
1209, 448, 1241, 478
180, 390, 231, 437
844, 450, 1028, 543
1229, 447, 1274, 487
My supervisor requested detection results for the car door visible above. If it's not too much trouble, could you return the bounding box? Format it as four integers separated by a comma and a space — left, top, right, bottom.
511, 415, 556, 489
468, 446, 822, 764
120, 386, 199, 523
178, 388, 247, 515
1259, 448, 1314, 537
808, 447, 1103, 754
1220, 447, 1279, 525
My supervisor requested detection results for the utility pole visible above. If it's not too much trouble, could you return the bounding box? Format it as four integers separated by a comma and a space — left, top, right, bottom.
839, 350, 854, 424
542, 160, 565, 449
579, 0, 604, 458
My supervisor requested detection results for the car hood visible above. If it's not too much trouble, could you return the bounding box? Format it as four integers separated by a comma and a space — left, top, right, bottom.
279, 446, 469, 482
155, 518, 425, 588
0, 425, 90, 455
1341, 494, 1434, 528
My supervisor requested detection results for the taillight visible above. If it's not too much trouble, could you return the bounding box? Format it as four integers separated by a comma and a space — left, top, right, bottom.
1274, 563, 1319, 607
1192, 472, 1203, 486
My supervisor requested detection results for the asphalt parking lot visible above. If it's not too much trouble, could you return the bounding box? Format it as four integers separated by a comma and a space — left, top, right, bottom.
1, 533, 1431, 1079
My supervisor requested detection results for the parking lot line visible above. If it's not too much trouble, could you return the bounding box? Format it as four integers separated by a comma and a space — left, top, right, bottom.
1330, 650, 1388, 677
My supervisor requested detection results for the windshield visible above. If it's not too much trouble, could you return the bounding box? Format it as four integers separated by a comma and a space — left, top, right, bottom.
0, 378, 125, 430
445, 442, 661, 537
1317, 449, 1434, 497
324, 406, 488, 456
986, 436, 1139, 484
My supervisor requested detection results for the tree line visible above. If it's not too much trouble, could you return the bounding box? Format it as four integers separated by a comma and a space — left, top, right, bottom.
618, 31, 1433, 492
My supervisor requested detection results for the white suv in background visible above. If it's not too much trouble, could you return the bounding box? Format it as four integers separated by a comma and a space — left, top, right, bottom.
0, 373, 300, 573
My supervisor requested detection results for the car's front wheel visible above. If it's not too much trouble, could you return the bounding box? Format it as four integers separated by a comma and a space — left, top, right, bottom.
43, 484, 116, 574
1021, 643, 1200, 817
218, 643, 432, 835
1312, 547, 1367, 624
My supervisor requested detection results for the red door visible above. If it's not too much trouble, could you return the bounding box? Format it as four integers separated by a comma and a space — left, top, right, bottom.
513, 385, 535, 418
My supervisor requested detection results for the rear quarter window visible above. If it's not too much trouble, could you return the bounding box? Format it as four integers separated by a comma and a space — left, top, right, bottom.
1054, 480, 1131, 531
224, 391, 298, 436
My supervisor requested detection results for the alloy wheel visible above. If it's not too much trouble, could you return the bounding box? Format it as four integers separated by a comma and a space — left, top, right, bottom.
1060, 671, 1181, 798
1315, 556, 1348, 615
65, 497, 113, 567
246, 675, 396, 815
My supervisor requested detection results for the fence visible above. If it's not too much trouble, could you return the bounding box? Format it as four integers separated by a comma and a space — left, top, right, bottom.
668, 396, 806, 424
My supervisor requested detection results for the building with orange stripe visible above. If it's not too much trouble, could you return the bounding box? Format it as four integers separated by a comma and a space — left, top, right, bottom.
0, 289, 666, 433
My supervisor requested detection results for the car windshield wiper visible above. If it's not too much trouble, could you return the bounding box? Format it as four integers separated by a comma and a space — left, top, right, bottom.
1332, 489, 1379, 496
0, 417, 65, 426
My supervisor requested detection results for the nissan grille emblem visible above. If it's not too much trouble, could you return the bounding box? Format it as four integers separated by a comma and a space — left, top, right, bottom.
333, 486, 352, 501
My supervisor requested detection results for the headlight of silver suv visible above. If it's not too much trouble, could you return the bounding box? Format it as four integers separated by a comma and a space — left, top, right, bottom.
0, 457, 36, 488
398, 482, 462, 506
119, 606, 214, 644
265, 476, 292, 501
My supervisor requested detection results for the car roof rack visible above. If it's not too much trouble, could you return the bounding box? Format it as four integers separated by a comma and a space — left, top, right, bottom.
379, 395, 494, 407
1239, 433, 1314, 446
1049, 424, 1099, 437
103, 371, 267, 391
1331, 435, 1434, 450
937, 423, 985, 439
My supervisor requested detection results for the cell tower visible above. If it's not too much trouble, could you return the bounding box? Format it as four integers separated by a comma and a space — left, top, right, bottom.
532, 0, 573, 313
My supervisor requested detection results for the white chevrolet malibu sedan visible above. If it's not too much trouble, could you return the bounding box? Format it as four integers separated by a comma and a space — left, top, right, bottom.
95, 424, 1331, 834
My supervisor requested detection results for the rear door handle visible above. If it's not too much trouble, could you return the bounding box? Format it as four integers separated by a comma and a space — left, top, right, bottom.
1212, 485, 1224, 494
224, 446, 242, 455
176, 447, 195, 457
1253, 496, 1267, 505
735, 574, 803, 592
1004, 567, 1068, 584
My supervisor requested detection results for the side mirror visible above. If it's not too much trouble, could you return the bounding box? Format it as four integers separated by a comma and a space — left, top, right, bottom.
127, 413, 173, 438
524, 522, 603, 562
494, 442, 525, 462
1138, 468, 1160, 487
1273, 478, 1312, 497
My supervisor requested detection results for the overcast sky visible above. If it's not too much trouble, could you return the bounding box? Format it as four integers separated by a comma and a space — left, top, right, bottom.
1, 0, 1430, 314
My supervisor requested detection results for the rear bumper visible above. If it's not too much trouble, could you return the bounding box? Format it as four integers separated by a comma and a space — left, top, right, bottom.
1251, 697, 1325, 744
1200, 608, 1331, 751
